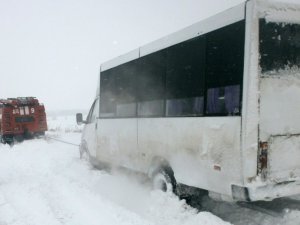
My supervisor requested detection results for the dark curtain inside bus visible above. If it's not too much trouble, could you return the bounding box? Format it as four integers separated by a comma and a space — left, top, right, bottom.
259, 19, 300, 73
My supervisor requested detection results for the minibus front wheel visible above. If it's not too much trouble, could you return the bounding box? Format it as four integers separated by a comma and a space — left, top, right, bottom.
79, 142, 90, 161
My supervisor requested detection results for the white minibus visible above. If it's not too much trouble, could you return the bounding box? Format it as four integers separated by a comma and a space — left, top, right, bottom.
77, 0, 300, 201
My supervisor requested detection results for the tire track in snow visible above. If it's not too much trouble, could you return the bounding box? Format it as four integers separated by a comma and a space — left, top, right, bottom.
186, 193, 300, 225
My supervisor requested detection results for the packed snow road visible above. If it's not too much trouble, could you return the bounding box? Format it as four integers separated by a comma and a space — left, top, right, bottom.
0, 129, 300, 225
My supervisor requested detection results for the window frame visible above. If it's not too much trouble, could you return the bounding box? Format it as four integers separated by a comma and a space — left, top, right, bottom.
86, 98, 99, 124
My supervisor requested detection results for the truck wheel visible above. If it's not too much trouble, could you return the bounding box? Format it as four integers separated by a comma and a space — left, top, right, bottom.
152, 167, 177, 194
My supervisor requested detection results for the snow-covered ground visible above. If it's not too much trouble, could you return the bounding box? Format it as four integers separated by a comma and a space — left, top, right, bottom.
0, 116, 229, 225
0, 115, 299, 225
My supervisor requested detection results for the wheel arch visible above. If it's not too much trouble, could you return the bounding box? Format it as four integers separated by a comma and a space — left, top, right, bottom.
149, 156, 178, 194
148, 156, 174, 178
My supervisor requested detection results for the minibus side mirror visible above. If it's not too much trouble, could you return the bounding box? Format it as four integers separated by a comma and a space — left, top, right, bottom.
76, 113, 86, 125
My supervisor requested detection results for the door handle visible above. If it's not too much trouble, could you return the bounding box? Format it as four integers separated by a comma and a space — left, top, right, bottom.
95, 123, 97, 130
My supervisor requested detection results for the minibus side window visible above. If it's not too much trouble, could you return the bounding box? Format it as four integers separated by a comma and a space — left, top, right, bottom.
205, 20, 245, 116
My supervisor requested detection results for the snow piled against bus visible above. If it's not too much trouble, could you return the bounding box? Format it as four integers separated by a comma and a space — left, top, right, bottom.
0, 116, 230, 225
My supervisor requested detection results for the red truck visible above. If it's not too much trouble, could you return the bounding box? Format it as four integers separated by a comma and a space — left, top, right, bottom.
0, 97, 47, 144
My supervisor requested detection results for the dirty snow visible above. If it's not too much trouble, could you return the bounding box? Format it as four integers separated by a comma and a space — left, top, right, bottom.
258, 0, 300, 24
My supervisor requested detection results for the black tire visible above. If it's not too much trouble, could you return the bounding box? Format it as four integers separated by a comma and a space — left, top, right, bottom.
152, 167, 177, 194
1, 135, 14, 145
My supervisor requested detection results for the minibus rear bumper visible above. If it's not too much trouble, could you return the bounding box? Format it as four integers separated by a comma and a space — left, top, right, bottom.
232, 180, 300, 201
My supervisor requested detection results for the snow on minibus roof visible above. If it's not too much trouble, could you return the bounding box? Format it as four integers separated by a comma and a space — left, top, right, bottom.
100, 2, 245, 72
258, 0, 300, 24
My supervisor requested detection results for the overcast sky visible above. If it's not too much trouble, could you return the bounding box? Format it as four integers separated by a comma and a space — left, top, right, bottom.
2, 0, 294, 111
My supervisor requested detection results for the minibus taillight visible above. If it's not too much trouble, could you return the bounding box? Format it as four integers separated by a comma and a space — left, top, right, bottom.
258, 141, 268, 180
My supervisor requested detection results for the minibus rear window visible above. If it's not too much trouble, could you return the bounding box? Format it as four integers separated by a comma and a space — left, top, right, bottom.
260, 19, 300, 73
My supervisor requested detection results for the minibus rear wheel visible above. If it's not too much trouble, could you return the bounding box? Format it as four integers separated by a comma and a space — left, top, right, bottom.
152, 167, 177, 194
